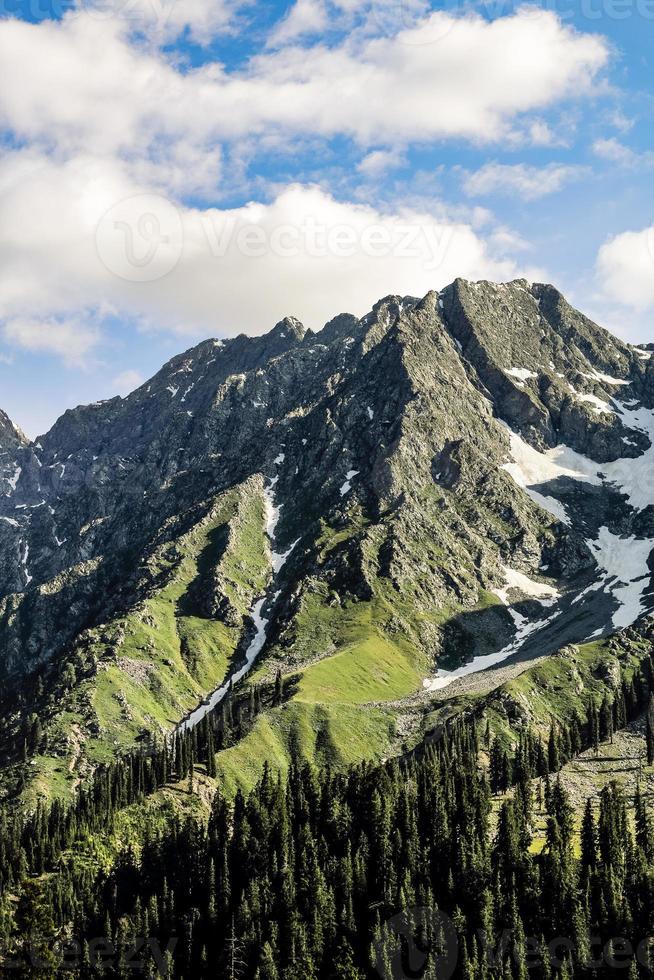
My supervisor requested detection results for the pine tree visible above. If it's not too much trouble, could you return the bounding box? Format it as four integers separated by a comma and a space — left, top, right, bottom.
580, 798, 597, 875
635, 782, 654, 862
274, 670, 284, 706
206, 729, 217, 779
647, 695, 654, 766
255, 942, 279, 980
330, 938, 363, 980
588, 700, 600, 754
548, 722, 560, 773
600, 694, 614, 744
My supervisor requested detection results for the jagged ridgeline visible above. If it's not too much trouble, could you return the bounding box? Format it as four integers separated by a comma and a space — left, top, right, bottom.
1, 278, 654, 804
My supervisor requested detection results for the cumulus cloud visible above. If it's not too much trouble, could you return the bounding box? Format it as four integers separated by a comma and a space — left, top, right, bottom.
0, 151, 531, 338
0, 6, 608, 370
463, 162, 586, 200
80, 0, 242, 45
592, 138, 654, 170
2, 316, 101, 368
597, 227, 654, 311
268, 0, 330, 46
0, 8, 609, 163
357, 149, 406, 177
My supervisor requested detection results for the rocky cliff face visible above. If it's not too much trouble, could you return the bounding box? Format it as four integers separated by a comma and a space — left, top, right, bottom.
1, 278, 653, 789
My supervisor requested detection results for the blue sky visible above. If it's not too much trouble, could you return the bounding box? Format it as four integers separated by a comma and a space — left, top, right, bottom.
0, 0, 653, 436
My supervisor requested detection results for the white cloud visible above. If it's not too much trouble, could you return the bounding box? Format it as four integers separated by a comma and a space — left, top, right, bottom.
81, 0, 241, 45
526, 120, 558, 146
2, 316, 101, 368
0, 7, 609, 369
463, 162, 586, 201
592, 138, 654, 169
357, 149, 406, 177
111, 368, 145, 395
0, 151, 532, 338
596, 227, 654, 311
268, 0, 330, 46
0, 8, 609, 164
593, 138, 633, 163
605, 110, 634, 134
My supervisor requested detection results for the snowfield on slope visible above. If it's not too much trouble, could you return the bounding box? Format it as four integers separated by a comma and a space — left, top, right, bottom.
425, 396, 654, 692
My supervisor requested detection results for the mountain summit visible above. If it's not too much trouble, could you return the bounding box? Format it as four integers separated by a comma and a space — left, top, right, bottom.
1, 278, 653, 798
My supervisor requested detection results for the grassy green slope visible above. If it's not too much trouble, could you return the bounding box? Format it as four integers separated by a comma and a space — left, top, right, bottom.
22, 479, 270, 805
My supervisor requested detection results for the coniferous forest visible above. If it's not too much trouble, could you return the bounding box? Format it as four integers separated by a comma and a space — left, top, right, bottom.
3, 654, 654, 978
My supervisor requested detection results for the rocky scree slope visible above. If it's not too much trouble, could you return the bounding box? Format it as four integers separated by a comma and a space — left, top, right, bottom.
0, 279, 653, 794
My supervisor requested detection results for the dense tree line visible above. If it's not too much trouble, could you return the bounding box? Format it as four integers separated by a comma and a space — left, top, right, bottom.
2, 653, 654, 977
8, 720, 654, 979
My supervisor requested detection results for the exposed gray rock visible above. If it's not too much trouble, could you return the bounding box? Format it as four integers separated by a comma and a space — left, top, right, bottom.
0, 277, 651, 707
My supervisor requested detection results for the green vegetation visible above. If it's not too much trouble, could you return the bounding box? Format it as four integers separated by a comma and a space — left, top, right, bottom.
5, 689, 654, 978
296, 632, 419, 703
13, 480, 271, 803
482, 632, 650, 745
215, 701, 396, 795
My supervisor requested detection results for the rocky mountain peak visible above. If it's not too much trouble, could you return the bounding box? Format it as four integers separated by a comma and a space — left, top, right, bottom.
0, 279, 652, 725
270, 316, 306, 342
318, 313, 361, 345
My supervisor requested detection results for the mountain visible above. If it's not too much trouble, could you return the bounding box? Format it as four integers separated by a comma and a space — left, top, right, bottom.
1, 278, 654, 804
5, 278, 654, 978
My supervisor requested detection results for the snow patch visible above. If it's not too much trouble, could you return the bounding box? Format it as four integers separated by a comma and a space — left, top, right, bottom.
6, 466, 21, 492
20, 540, 32, 585
423, 601, 558, 692
501, 425, 600, 524
504, 401, 654, 517
581, 370, 628, 386
339, 469, 359, 496
424, 372, 654, 693
492, 565, 559, 605
507, 367, 537, 382
567, 384, 614, 415
585, 527, 654, 629
179, 596, 270, 733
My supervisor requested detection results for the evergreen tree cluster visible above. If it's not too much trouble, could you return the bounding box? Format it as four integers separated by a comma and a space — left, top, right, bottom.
2, 657, 654, 977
